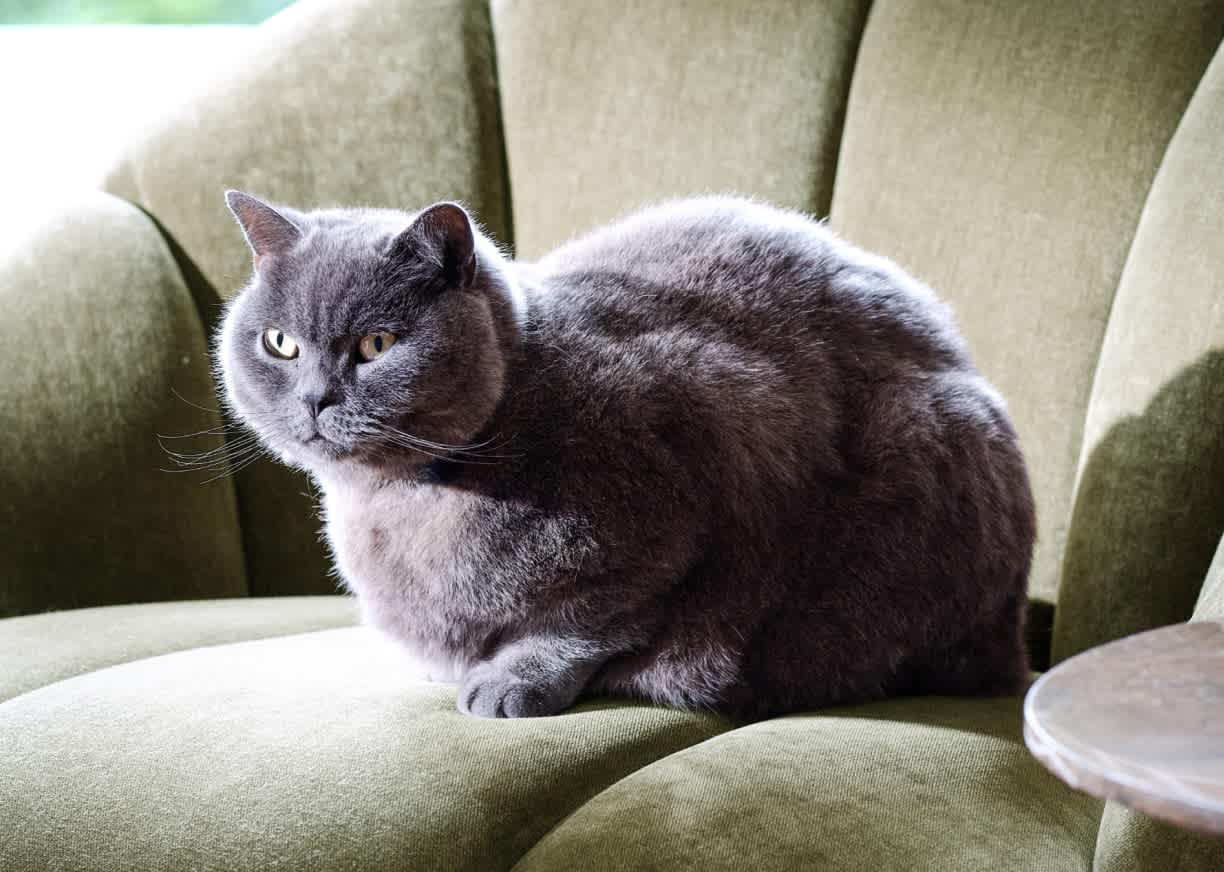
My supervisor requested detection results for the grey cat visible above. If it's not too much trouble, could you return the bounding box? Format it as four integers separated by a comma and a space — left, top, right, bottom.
217, 191, 1035, 721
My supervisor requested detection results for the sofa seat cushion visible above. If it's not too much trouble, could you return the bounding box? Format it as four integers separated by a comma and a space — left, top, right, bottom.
516, 695, 1103, 872
0, 596, 358, 703
0, 625, 727, 872
0, 614, 1102, 871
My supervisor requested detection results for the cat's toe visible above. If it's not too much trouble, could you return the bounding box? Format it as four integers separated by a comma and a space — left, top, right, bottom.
458, 671, 556, 718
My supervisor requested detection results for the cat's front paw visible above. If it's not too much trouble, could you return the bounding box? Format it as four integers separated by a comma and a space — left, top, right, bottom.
458, 663, 562, 718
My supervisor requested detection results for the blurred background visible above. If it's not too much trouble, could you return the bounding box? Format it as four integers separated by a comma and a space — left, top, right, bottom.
1, 0, 289, 24
0, 1, 293, 240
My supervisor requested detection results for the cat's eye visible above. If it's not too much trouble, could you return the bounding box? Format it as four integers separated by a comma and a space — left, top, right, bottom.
358, 332, 397, 362
262, 328, 299, 360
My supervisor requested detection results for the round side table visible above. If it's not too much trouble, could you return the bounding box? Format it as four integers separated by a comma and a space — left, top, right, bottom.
1023, 620, 1224, 836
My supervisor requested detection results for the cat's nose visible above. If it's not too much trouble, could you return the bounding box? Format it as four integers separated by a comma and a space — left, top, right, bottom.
300, 390, 337, 420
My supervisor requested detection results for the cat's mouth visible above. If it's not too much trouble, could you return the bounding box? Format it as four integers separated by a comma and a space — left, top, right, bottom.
289, 421, 435, 470
296, 429, 352, 460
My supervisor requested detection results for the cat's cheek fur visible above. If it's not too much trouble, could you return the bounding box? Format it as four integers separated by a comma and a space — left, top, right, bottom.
214, 291, 254, 425
215, 291, 309, 470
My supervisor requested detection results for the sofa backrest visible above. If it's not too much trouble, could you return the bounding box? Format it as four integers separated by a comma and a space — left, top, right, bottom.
491, 0, 871, 256
1052, 46, 1224, 662
101, 0, 1224, 639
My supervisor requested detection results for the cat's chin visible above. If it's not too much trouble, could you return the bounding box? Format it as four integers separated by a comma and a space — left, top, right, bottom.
288, 441, 434, 483
274, 435, 359, 475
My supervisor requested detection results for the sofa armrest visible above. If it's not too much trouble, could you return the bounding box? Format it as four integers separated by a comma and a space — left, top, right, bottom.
0, 192, 248, 618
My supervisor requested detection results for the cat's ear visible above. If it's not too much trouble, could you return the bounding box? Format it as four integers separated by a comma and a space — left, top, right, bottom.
389, 202, 477, 289
225, 190, 301, 267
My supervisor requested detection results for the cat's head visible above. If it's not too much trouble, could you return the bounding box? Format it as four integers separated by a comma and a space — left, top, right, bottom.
215, 191, 522, 479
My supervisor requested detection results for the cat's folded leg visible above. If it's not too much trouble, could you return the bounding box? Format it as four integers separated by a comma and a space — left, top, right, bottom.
458, 635, 616, 719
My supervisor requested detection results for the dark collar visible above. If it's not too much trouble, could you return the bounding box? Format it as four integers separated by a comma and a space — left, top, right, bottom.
418, 456, 463, 486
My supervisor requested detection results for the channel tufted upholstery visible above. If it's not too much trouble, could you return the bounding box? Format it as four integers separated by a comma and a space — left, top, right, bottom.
1, 1, 1222, 869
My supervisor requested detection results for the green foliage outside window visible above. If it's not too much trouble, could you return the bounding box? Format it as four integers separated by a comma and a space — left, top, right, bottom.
0, 0, 293, 24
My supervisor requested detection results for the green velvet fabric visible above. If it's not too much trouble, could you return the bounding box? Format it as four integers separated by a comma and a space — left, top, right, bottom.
0, 596, 357, 703
1089, 539, 1224, 872
1093, 803, 1224, 872
1052, 43, 1224, 664
492, 0, 871, 258
828, 0, 1224, 603
0, 627, 727, 871
230, 450, 337, 597
104, 0, 511, 299
0, 193, 247, 618
517, 693, 1103, 871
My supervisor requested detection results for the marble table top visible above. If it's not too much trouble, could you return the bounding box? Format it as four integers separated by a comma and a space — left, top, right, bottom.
1023, 620, 1224, 836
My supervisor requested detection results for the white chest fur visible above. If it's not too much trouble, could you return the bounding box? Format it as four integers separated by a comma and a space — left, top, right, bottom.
318, 471, 505, 681
316, 467, 595, 683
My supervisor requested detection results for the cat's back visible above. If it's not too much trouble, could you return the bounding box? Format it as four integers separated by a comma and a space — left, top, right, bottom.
528, 196, 969, 372
534, 196, 826, 301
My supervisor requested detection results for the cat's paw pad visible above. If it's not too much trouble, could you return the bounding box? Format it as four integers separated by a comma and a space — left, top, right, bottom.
458, 667, 557, 718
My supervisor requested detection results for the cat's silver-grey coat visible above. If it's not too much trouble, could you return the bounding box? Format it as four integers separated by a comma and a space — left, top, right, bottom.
218, 193, 1035, 720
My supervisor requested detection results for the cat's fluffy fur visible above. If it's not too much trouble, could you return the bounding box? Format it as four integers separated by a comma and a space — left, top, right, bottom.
218, 192, 1035, 721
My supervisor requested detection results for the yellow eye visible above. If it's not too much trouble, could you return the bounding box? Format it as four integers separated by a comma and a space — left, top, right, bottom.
262, 328, 299, 360
358, 332, 396, 362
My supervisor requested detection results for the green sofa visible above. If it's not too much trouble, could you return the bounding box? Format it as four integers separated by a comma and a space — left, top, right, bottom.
2, 1, 1223, 869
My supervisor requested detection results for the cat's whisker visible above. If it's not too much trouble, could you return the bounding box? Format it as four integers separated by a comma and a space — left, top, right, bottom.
368, 425, 510, 465
375, 424, 521, 461
400, 423, 502, 452
197, 436, 286, 485
202, 454, 264, 484
158, 433, 265, 468
170, 387, 225, 415
370, 430, 478, 465
158, 442, 266, 476
156, 425, 244, 440
381, 426, 497, 452
157, 425, 270, 475
373, 436, 486, 466
159, 434, 260, 459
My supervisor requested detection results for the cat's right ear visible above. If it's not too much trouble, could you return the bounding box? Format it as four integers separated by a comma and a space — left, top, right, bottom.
225, 190, 301, 268
387, 202, 477, 289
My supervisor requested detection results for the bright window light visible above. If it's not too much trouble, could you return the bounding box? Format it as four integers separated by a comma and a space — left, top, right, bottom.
0, 2, 292, 240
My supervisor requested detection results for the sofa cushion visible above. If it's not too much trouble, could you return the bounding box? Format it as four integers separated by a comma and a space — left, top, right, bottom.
1053, 41, 1224, 664
0, 625, 727, 872
492, 0, 871, 257
515, 694, 1102, 872
829, 0, 1224, 602
0, 596, 357, 703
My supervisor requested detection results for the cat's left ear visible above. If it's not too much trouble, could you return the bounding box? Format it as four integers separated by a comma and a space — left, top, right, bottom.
225, 190, 302, 268
390, 202, 477, 289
